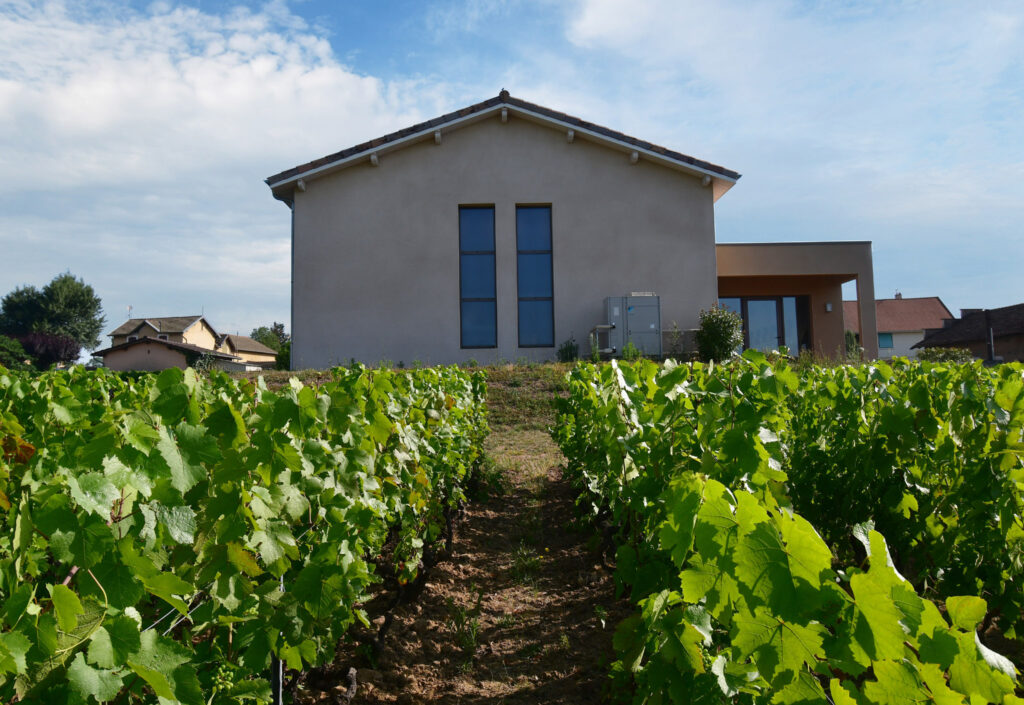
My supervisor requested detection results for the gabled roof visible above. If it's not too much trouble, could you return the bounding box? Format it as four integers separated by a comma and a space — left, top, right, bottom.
913, 303, 1024, 348
109, 315, 217, 338
265, 90, 740, 204
844, 297, 952, 333
93, 336, 239, 360
222, 334, 277, 356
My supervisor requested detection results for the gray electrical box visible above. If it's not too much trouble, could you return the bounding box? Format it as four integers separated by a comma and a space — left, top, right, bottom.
604, 294, 662, 357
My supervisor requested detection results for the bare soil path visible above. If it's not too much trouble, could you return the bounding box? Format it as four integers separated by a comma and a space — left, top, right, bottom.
299, 364, 630, 703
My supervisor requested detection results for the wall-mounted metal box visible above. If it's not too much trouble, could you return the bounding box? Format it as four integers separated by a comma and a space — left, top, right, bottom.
604, 294, 662, 357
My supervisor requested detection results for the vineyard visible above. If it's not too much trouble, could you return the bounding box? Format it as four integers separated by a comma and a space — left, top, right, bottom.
0, 364, 487, 702
554, 352, 1024, 703
0, 355, 1022, 703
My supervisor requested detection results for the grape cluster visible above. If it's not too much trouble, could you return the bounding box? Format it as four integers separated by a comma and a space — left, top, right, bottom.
213, 663, 234, 692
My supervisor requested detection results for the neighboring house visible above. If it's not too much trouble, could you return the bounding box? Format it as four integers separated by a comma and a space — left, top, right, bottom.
96, 317, 278, 371
843, 294, 953, 359
217, 334, 279, 367
265, 91, 878, 368
108, 316, 220, 349
913, 303, 1024, 362
93, 337, 240, 372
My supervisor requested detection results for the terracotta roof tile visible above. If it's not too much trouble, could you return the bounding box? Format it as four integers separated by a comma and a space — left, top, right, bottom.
844, 297, 952, 333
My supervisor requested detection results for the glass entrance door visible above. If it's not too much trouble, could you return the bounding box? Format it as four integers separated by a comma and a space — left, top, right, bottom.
717, 295, 811, 354
747, 299, 781, 351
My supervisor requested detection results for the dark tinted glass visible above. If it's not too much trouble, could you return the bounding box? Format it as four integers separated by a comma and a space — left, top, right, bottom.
783, 296, 798, 353
517, 254, 552, 298
879, 333, 894, 348
516, 207, 551, 251
748, 299, 779, 351
461, 254, 495, 299
519, 300, 553, 347
459, 208, 494, 251
461, 301, 496, 347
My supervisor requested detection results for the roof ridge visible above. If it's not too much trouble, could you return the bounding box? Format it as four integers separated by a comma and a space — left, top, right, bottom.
265, 91, 740, 190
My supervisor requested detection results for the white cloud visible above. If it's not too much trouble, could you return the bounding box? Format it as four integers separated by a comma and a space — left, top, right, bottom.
559, 0, 1024, 310
0, 0, 445, 340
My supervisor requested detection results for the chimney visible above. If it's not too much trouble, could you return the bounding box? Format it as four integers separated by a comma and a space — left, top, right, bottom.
894, 291, 902, 299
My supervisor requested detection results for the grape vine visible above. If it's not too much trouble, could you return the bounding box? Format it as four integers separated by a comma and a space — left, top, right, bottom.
554, 353, 1024, 703
0, 363, 488, 703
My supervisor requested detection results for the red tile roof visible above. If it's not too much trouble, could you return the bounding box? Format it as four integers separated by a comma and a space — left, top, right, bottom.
844, 297, 953, 333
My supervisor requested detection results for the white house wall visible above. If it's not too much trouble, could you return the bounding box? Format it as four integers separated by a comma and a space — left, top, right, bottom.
290, 115, 719, 368
879, 331, 924, 359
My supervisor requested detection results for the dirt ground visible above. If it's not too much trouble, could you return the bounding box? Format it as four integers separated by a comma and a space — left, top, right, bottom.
296, 365, 631, 704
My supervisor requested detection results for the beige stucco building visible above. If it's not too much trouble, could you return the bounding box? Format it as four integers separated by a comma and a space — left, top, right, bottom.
267, 92, 877, 367
96, 316, 279, 371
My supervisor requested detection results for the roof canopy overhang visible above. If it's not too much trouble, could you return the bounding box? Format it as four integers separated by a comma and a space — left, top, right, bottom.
266, 92, 740, 206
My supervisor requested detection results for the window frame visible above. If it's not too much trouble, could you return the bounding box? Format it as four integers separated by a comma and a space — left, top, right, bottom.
515, 204, 555, 348
719, 295, 812, 353
458, 205, 498, 349
878, 332, 894, 349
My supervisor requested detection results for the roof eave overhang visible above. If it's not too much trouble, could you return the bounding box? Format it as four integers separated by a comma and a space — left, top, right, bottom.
266, 102, 739, 203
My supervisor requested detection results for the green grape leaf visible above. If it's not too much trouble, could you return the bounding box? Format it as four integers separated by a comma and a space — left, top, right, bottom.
67, 652, 122, 702
770, 669, 826, 703
948, 630, 1016, 701
0, 631, 31, 674
945, 596, 987, 632
226, 542, 263, 577
862, 659, 930, 705
126, 630, 192, 700
152, 502, 197, 545
82, 558, 145, 610
87, 616, 141, 668
732, 607, 826, 681
67, 472, 120, 518
123, 415, 160, 455
50, 584, 84, 632
51, 516, 115, 570
226, 678, 272, 699
849, 570, 907, 660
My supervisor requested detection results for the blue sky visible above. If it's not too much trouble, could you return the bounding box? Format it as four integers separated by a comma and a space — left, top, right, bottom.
1, 0, 1021, 345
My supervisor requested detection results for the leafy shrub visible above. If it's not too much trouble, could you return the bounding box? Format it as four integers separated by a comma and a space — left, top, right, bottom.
589, 333, 600, 363
917, 346, 973, 363
621, 340, 641, 361
694, 305, 743, 362
556, 335, 579, 362
0, 335, 32, 371
275, 339, 290, 370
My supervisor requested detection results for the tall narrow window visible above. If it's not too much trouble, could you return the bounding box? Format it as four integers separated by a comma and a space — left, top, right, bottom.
459, 206, 496, 348
516, 206, 554, 347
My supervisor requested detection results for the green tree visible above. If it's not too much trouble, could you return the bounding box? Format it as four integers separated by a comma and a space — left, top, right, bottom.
0, 273, 105, 349
0, 286, 44, 336
0, 335, 33, 371
275, 339, 291, 370
249, 321, 289, 352
40, 273, 106, 349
